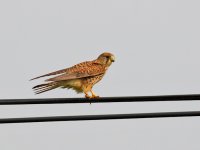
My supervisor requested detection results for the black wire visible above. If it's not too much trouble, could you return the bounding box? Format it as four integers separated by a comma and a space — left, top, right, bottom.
1, 94, 200, 105
0, 111, 200, 124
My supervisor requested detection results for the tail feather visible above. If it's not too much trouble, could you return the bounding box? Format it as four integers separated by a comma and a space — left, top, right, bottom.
33, 82, 58, 94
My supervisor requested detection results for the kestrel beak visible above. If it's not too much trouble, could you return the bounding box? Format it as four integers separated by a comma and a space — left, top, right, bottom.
110, 55, 115, 62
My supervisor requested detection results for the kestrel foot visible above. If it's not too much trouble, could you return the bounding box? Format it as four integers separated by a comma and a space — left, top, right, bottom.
85, 94, 91, 99
91, 95, 100, 98
84, 92, 92, 99
84, 92, 93, 104
90, 90, 100, 99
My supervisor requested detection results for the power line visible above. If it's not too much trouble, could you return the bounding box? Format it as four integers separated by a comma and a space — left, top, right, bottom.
1, 94, 200, 105
0, 111, 200, 124
1, 95, 200, 124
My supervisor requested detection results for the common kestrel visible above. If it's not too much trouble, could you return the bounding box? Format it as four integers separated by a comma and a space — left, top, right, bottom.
31, 52, 115, 98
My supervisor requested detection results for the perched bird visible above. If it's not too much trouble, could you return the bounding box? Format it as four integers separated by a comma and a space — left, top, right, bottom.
31, 52, 115, 98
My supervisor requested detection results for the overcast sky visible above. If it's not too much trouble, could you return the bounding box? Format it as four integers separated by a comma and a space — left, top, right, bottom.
0, 0, 200, 150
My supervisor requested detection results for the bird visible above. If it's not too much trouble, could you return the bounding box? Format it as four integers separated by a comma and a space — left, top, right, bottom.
31, 52, 115, 98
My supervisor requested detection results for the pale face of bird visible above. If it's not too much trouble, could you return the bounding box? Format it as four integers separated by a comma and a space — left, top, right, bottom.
97, 52, 115, 67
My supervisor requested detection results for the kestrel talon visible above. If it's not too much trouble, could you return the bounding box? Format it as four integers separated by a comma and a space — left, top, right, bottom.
31, 52, 115, 98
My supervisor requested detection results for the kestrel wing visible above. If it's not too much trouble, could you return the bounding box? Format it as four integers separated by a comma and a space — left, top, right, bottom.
45, 62, 105, 82
30, 61, 92, 81
30, 67, 70, 81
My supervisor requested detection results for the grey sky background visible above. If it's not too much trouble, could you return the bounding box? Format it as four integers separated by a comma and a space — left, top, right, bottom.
0, 0, 200, 149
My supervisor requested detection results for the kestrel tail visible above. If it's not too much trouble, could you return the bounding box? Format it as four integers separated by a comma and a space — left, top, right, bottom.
31, 52, 115, 98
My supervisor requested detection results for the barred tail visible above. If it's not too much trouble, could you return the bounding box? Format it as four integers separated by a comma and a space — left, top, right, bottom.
32, 82, 59, 94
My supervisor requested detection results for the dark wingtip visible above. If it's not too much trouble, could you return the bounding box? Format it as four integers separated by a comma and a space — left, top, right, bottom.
30, 74, 48, 81
30, 77, 40, 81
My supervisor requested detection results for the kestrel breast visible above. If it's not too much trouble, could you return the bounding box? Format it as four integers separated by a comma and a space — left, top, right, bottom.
83, 74, 105, 87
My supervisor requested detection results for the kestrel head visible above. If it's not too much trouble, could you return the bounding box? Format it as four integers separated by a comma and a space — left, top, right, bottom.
97, 52, 115, 67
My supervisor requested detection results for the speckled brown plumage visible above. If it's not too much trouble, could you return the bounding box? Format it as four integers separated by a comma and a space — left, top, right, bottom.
31, 52, 115, 98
